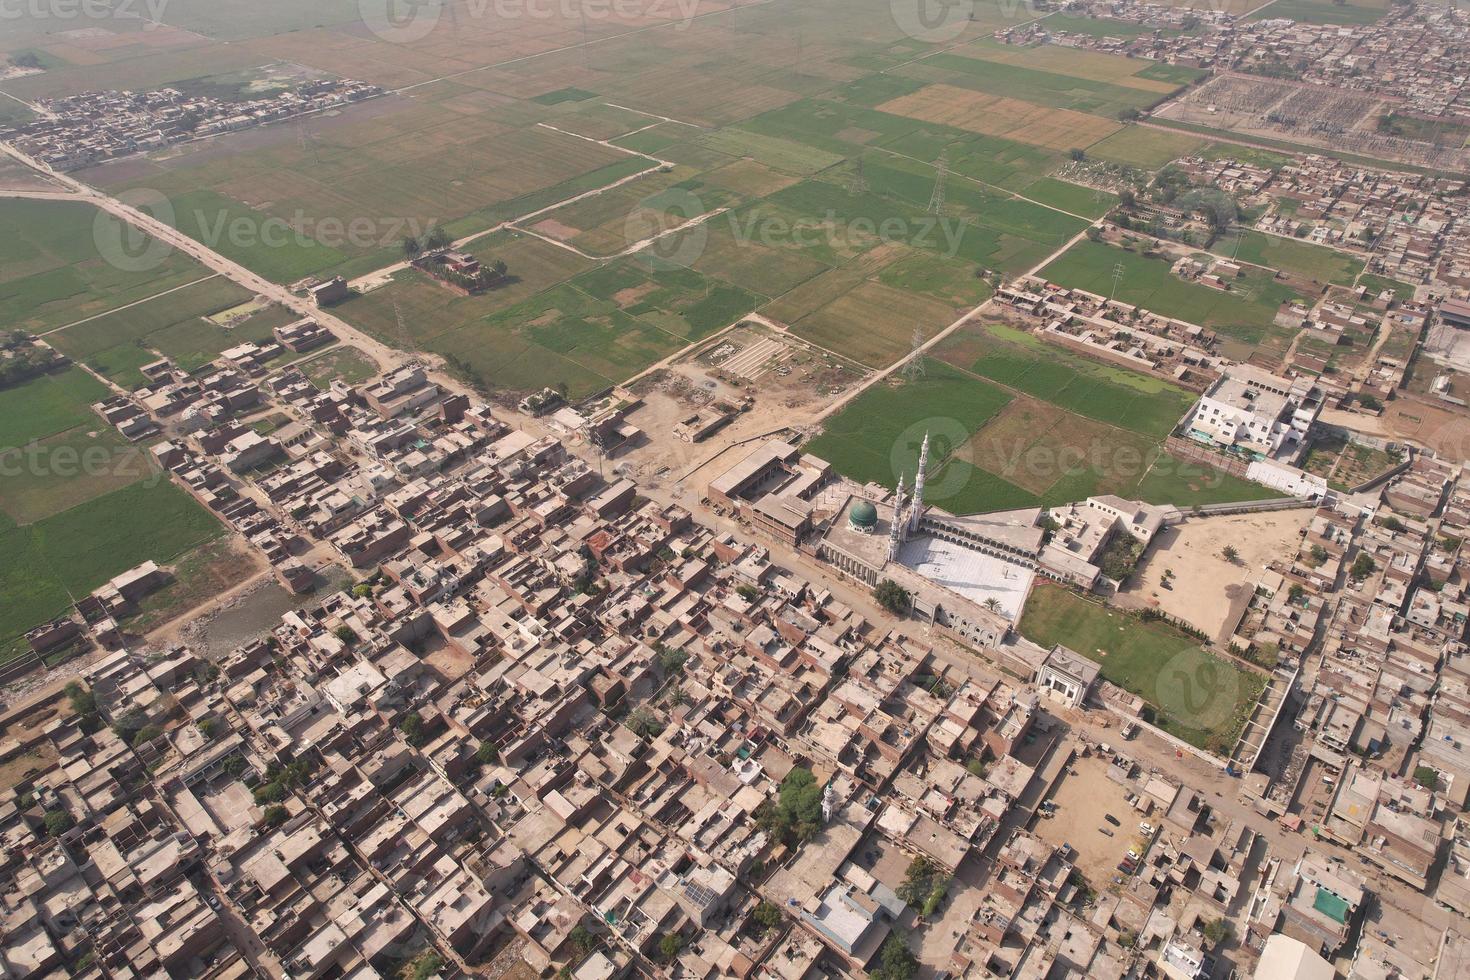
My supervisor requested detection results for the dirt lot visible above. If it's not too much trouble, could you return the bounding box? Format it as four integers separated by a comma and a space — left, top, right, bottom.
614, 323, 865, 489
1121, 509, 1312, 642
1033, 752, 1142, 887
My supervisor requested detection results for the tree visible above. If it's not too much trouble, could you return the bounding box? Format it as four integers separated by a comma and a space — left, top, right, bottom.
408, 951, 443, 980
569, 924, 597, 957
111, 707, 147, 743
262, 804, 289, 828
44, 809, 74, 836
1068, 147, 1085, 162
874, 579, 911, 616
1118, 107, 1141, 122
402, 236, 422, 259
626, 707, 664, 740
896, 855, 939, 908
475, 742, 499, 765
1351, 551, 1377, 580
1288, 584, 1305, 605
870, 934, 918, 980
64, 681, 97, 718
1309, 543, 1329, 566
425, 227, 452, 251
658, 932, 684, 961
1221, 545, 1239, 563
983, 597, 1002, 612
200, 718, 222, 740
1380, 515, 1404, 532
1201, 917, 1233, 947
753, 900, 783, 933
334, 625, 358, 643
1413, 765, 1439, 791
400, 712, 426, 747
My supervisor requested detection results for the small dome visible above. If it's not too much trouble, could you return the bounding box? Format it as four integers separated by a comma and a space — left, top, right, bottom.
849, 499, 878, 529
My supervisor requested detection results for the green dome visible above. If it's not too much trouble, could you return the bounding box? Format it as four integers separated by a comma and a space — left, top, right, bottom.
849, 499, 878, 529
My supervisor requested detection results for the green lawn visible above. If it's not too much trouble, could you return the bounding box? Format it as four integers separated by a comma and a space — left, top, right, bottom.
1019, 583, 1266, 751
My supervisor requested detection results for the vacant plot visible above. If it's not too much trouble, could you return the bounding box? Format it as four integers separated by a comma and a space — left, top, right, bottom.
1041, 240, 1306, 348
1123, 510, 1312, 641
300, 346, 382, 389
877, 84, 1121, 151
1087, 126, 1205, 170
1019, 584, 1266, 751
900, 48, 1178, 119
1035, 755, 1142, 885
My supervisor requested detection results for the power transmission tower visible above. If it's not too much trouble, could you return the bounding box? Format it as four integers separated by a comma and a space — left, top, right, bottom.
927, 149, 948, 214
1110, 261, 1124, 301
901, 326, 926, 382
849, 156, 868, 196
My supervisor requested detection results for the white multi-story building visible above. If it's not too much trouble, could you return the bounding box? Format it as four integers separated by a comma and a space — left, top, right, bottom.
1185, 364, 1323, 461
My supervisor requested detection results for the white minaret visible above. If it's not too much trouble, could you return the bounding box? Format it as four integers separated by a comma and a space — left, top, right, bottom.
909, 432, 930, 533
888, 474, 907, 563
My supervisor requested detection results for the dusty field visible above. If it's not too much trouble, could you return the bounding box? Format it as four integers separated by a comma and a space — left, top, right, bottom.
1034, 752, 1142, 886
615, 324, 864, 487
877, 84, 1121, 150
1122, 509, 1312, 642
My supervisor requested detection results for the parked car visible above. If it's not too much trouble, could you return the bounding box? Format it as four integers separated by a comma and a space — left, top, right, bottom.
1104, 813, 1120, 826
1139, 822, 1156, 836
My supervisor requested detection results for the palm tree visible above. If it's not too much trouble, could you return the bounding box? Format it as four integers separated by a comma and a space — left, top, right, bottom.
983, 597, 1002, 613
1222, 545, 1239, 563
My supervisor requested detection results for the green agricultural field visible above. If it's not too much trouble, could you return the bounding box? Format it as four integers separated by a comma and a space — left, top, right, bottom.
0, 365, 225, 645
1019, 584, 1267, 751
805, 361, 1016, 492
899, 51, 1174, 118
1021, 177, 1119, 220
0, 199, 216, 335
414, 257, 763, 397
1247, 0, 1389, 25
1041, 239, 1306, 349
1043, 14, 1191, 39
31, 480, 223, 597
1087, 126, 1205, 170
953, 322, 1195, 438
0, 367, 110, 450
1211, 230, 1364, 286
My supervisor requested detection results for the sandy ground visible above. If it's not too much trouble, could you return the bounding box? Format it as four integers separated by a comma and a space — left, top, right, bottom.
1121, 510, 1312, 642
1033, 752, 1141, 886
